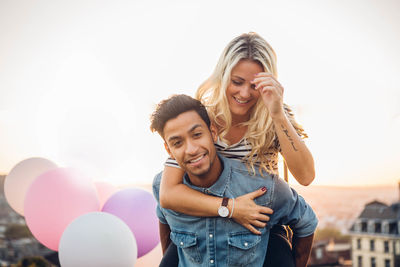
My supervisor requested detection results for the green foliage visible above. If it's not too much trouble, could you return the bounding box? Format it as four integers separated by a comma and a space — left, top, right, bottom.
4, 224, 33, 240
16, 256, 51, 267
314, 227, 350, 242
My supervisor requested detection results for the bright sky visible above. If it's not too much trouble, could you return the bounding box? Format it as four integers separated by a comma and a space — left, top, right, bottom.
0, 0, 399, 186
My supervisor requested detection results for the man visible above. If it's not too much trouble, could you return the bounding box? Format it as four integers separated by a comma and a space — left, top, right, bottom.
151, 94, 318, 267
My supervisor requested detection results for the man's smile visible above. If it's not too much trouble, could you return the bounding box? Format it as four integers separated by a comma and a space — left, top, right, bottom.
186, 152, 207, 165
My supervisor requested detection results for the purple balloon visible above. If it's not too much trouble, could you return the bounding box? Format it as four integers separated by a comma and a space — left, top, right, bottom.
101, 188, 160, 258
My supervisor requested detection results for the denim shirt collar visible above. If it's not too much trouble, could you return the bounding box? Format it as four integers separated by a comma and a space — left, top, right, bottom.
183, 154, 232, 197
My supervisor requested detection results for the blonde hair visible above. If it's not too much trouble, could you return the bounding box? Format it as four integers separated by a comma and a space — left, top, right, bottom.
196, 32, 307, 174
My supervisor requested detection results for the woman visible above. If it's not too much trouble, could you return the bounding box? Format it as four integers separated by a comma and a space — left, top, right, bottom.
159, 32, 315, 267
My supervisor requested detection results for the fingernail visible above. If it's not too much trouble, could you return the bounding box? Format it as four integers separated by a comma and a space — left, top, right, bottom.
261, 186, 267, 192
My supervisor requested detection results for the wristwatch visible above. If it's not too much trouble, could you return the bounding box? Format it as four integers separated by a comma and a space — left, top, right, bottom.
218, 197, 229, 217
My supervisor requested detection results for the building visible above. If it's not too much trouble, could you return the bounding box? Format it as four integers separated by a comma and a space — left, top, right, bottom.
0, 175, 59, 265
309, 238, 352, 267
349, 200, 400, 267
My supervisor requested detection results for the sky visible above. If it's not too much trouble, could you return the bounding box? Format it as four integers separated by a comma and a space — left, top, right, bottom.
0, 0, 399, 186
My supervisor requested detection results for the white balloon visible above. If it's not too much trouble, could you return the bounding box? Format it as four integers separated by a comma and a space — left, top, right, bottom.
59, 212, 137, 267
4, 157, 57, 215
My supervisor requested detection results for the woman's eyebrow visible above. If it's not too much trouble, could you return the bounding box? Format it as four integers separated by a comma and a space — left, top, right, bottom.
231, 75, 245, 81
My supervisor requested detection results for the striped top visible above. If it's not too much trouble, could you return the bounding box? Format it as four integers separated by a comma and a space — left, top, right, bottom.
165, 137, 280, 174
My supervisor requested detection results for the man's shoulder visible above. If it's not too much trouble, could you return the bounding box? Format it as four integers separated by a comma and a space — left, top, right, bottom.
221, 156, 276, 206
152, 171, 163, 187
221, 155, 275, 180
152, 171, 163, 201
272, 176, 304, 212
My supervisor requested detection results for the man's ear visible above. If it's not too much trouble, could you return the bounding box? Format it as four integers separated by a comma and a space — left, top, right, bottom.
164, 142, 175, 159
210, 123, 218, 142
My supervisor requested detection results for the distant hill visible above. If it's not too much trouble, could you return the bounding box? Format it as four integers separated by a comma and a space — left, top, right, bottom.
293, 184, 397, 202
292, 184, 398, 233
293, 184, 398, 212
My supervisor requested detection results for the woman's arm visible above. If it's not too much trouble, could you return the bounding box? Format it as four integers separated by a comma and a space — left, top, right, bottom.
272, 111, 315, 185
159, 166, 220, 216
160, 165, 273, 234
253, 73, 315, 185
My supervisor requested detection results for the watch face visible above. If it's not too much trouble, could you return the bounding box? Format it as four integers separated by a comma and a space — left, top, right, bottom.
218, 206, 229, 217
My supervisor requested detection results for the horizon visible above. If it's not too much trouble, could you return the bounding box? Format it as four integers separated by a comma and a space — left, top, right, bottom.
1, 173, 399, 189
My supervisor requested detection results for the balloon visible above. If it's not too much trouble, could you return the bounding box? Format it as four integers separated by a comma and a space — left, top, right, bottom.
4, 157, 57, 215
59, 212, 137, 267
94, 182, 118, 209
102, 188, 159, 258
24, 168, 100, 251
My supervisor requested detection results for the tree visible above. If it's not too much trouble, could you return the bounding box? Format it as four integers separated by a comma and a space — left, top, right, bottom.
15, 256, 51, 267
4, 224, 33, 240
314, 227, 350, 242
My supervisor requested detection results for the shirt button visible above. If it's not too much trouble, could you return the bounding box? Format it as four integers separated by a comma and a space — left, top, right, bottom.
244, 242, 248, 247
209, 234, 213, 238
180, 242, 184, 246
210, 259, 214, 264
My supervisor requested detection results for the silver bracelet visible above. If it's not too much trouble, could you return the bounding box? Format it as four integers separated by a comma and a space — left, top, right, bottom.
229, 198, 235, 218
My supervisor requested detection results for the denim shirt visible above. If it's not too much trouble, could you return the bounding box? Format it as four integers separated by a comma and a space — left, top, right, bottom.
152, 155, 318, 267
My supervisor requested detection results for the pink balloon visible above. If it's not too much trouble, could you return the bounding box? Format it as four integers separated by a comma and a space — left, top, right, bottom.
94, 182, 118, 209
102, 188, 160, 258
24, 168, 100, 251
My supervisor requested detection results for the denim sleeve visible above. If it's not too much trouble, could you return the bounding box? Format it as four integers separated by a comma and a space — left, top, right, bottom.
152, 172, 168, 225
272, 177, 318, 237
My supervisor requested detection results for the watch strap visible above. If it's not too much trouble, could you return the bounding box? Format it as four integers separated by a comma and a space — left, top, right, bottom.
221, 197, 229, 207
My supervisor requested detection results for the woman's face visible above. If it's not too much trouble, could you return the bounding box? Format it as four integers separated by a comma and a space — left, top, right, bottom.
226, 59, 263, 122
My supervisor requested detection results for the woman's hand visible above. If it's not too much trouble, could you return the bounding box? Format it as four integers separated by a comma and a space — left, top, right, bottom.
252, 73, 285, 119
252, 74, 316, 186
231, 187, 273, 235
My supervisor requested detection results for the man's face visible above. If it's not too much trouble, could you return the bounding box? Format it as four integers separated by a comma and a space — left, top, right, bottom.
163, 110, 217, 178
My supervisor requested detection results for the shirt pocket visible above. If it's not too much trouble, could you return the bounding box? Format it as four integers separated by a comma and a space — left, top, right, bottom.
170, 230, 202, 264
228, 232, 262, 267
